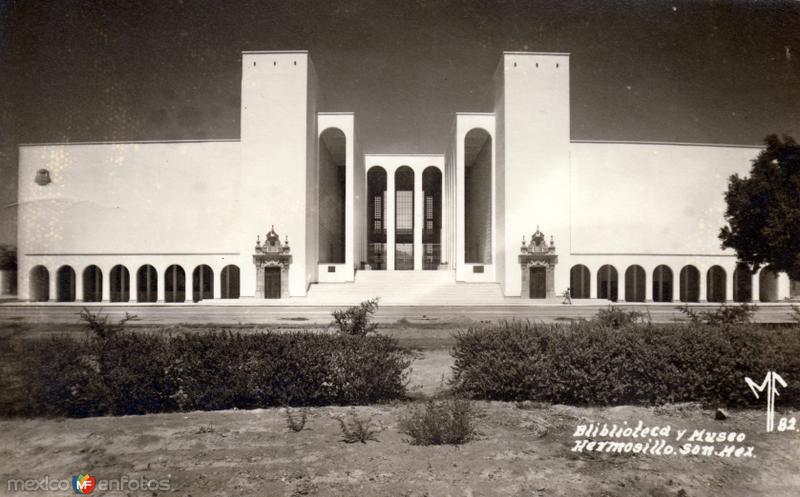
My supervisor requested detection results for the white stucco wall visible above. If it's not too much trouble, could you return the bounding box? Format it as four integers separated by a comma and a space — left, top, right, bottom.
17, 140, 241, 300
499, 52, 571, 296
569, 141, 759, 255
240, 51, 317, 297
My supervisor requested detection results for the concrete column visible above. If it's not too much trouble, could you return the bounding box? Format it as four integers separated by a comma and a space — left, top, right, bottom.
440, 168, 448, 267
777, 272, 791, 301
698, 266, 707, 303
725, 266, 735, 303
48, 273, 57, 302
752, 271, 761, 303
213, 267, 222, 299
185, 267, 194, 303
643, 267, 651, 302
101, 268, 110, 302
75, 269, 84, 302
128, 268, 137, 303
589, 267, 597, 299
414, 170, 423, 270
386, 171, 395, 271
620, 269, 628, 302
156, 267, 165, 303
668, 267, 678, 303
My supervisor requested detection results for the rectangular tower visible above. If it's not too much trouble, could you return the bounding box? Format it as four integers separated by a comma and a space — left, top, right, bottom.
495, 52, 571, 296
240, 51, 321, 297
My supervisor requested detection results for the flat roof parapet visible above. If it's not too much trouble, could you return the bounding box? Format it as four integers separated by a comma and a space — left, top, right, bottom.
242, 50, 308, 54
19, 139, 240, 148
504, 51, 571, 56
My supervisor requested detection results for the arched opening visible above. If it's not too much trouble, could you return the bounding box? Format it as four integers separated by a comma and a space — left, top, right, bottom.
679, 265, 700, 303
570, 264, 590, 299
29, 265, 49, 302
652, 265, 673, 302
137, 265, 157, 302
759, 268, 779, 302
56, 265, 76, 302
110, 265, 130, 302
707, 265, 727, 303
318, 128, 346, 264
597, 265, 618, 301
82, 265, 103, 302
221, 265, 240, 299
394, 166, 415, 270
164, 265, 185, 303
366, 166, 387, 270
624, 265, 646, 302
422, 166, 442, 270
464, 128, 492, 264
733, 263, 753, 302
192, 265, 213, 302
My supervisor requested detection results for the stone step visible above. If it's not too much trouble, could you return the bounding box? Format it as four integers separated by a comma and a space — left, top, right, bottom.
306, 270, 506, 305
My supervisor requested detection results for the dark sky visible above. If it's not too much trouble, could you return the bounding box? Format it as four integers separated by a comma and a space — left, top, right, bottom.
1, 0, 799, 244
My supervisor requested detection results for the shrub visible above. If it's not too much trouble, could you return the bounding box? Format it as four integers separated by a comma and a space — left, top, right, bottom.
399, 399, 478, 445
592, 306, 644, 328
450, 320, 800, 407
284, 406, 309, 432
333, 298, 379, 336
679, 303, 756, 327
20, 329, 412, 417
334, 411, 380, 443
78, 307, 139, 339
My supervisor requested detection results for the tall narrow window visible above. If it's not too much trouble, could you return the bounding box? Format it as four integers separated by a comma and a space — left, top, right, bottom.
366, 166, 387, 270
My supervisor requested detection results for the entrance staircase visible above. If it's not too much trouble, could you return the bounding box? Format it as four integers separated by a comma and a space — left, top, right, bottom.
305, 270, 507, 305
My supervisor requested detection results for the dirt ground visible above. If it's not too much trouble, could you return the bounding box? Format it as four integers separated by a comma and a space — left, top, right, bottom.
0, 400, 797, 497
2, 321, 799, 496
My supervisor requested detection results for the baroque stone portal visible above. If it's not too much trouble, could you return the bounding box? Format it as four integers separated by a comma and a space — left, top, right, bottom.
253, 226, 292, 299
519, 226, 558, 299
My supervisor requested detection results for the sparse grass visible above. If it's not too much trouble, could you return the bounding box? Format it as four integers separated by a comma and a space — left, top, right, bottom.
333, 410, 380, 443
399, 399, 478, 446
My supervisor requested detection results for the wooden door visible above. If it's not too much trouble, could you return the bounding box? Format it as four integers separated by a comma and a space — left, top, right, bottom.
264, 267, 281, 299
530, 266, 546, 299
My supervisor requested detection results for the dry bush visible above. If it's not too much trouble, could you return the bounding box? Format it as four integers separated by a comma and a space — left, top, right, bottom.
399, 399, 478, 445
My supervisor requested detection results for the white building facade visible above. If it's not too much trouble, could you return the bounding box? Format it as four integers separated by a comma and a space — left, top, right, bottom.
15, 51, 795, 304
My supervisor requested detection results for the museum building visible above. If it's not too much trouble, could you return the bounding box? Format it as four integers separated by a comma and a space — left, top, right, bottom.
15, 51, 797, 304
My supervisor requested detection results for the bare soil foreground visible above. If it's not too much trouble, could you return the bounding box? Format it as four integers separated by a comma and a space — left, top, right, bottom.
1, 402, 797, 497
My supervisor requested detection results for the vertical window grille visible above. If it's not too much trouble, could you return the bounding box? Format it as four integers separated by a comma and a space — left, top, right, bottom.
373, 195, 382, 231
396, 191, 413, 233
425, 195, 433, 230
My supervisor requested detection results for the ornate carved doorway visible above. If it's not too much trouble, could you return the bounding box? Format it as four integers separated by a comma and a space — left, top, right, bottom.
264, 267, 281, 299
253, 226, 292, 299
529, 266, 547, 299
519, 227, 558, 299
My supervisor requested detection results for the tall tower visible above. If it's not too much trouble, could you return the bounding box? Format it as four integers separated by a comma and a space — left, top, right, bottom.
239, 51, 321, 297
494, 52, 571, 296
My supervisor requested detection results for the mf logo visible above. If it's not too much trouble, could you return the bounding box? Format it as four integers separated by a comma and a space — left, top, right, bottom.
745, 371, 787, 432
71, 473, 96, 494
